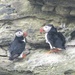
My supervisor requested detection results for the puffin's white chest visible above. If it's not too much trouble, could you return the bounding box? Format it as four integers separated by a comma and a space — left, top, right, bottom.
22, 38, 26, 42
45, 33, 53, 49
45, 33, 49, 43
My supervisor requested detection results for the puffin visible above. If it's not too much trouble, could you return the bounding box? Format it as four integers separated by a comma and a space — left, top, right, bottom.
40, 24, 66, 53
9, 29, 27, 60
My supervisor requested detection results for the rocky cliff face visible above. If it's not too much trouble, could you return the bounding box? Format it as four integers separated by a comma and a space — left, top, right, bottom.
0, 0, 75, 75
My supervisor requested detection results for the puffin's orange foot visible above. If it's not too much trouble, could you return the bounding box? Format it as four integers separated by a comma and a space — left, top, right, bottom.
52, 48, 62, 53
46, 50, 54, 54
46, 48, 62, 54
22, 54, 26, 59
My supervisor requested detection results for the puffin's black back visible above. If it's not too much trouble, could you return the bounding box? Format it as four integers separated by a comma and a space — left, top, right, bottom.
47, 25, 66, 49
57, 32, 66, 48
9, 36, 26, 60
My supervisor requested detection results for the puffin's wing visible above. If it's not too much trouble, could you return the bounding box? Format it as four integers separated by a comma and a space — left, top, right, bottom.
9, 40, 26, 56
57, 32, 66, 44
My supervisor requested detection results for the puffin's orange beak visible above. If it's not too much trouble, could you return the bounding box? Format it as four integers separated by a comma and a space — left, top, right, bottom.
40, 28, 44, 33
23, 32, 27, 37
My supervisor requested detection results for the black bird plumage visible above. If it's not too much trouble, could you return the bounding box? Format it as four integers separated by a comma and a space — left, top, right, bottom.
41, 24, 66, 50
9, 30, 26, 60
47, 24, 66, 49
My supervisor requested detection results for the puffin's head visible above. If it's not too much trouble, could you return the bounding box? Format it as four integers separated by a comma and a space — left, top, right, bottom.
15, 29, 27, 37
40, 24, 53, 33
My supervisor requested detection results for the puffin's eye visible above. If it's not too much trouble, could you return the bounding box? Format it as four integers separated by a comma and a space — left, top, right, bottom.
45, 26, 47, 28
19, 32, 20, 34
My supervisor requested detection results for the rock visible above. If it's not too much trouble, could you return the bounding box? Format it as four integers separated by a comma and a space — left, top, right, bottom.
0, 38, 12, 46
11, 0, 33, 15
42, 5, 54, 12
0, 3, 17, 20
29, 0, 44, 5
64, 69, 75, 75
28, 0, 36, 4
70, 31, 75, 40
43, 0, 62, 6
0, 66, 33, 75
50, 21, 60, 26
0, 48, 7, 56
70, 9, 75, 16
0, 46, 75, 75
0, 23, 15, 46
0, 5, 15, 15
1, 13, 17, 20
0, 4, 7, 7
11, 1, 23, 13
59, 1, 75, 7
55, 6, 71, 16
43, 0, 75, 7
0, 69, 12, 75
35, 0, 44, 5
5, 7, 15, 14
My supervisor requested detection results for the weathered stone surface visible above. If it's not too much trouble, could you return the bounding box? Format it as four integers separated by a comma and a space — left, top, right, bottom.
42, 5, 54, 12
12, 0, 34, 15
43, 0, 75, 7
0, 43, 75, 75
0, 6, 15, 14
0, 48, 7, 56
10, 1, 22, 13
55, 6, 71, 16
0, 0, 75, 20
70, 9, 75, 16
